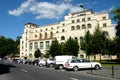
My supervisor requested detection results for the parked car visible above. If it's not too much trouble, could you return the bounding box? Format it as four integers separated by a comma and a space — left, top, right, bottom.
65, 58, 102, 71
32, 59, 39, 66
54, 55, 77, 69
46, 58, 55, 68
38, 59, 46, 67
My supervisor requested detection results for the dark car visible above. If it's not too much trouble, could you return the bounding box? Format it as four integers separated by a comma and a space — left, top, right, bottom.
32, 60, 39, 66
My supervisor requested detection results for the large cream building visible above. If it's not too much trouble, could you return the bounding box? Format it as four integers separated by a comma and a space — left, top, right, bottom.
20, 10, 115, 60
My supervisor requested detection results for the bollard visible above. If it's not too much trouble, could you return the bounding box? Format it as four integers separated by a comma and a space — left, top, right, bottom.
91, 64, 93, 74
112, 65, 114, 77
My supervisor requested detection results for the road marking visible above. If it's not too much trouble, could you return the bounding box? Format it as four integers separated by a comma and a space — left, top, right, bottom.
70, 77, 79, 80
20, 69, 28, 72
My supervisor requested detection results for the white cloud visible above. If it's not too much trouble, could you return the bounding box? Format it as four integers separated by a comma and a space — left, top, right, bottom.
8, 0, 35, 16
8, 0, 83, 19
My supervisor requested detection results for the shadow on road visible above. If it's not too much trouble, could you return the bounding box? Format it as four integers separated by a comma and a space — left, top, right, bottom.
0, 63, 16, 75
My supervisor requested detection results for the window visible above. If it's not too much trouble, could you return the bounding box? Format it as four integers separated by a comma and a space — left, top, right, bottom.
103, 17, 106, 20
77, 19, 80, 22
87, 24, 92, 28
51, 27, 53, 30
103, 31, 109, 37
61, 36, 65, 40
29, 43, 33, 50
62, 23, 65, 26
40, 29, 42, 32
45, 32, 47, 39
56, 31, 59, 33
39, 33, 42, 39
71, 26, 75, 30
75, 37, 78, 41
80, 55, 84, 58
103, 23, 107, 27
40, 42, 44, 49
34, 42, 38, 50
29, 53, 33, 59
88, 17, 91, 21
82, 24, 85, 29
76, 25, 80, 30
46, 41, 49, 49
46, 28, 48, 31
50, 32, 53, 38
80, 37, 83, 43
82, 18, 85, 22
72, 20, 75, 23
62, 29, 65, 32
35, 34, 37, 38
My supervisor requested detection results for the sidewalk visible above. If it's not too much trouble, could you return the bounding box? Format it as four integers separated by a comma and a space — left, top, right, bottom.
87, 66, 120, 80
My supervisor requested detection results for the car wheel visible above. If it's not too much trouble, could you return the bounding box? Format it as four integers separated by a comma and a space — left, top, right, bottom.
49, 64, 53, 68
94, 65, 100, 70
73, 66, 78, 71
39, 64, 43, 67
59, 65, 63, 70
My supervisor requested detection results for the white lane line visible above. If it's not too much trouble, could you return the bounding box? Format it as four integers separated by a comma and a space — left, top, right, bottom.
20, 69, 28, 73
70, 77, 79, 80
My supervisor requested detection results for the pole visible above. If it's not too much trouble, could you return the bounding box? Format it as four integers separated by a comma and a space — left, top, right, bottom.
112, 65, 114, 77
80, 5, 88, 59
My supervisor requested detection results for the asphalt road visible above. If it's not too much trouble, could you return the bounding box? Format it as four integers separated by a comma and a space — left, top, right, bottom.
0, 61, 116, 80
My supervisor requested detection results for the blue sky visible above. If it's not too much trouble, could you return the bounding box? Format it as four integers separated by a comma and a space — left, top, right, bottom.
0, 0, 120, 40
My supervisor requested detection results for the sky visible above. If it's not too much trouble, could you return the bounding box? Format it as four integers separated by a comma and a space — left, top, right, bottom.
0, 0, 120, 40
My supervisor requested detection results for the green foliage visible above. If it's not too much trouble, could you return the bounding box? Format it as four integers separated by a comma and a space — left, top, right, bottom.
49, 38, 79, 57
92, 27, 106, 54
81, 31, 93, 55
81, 27, 115, 58
49, 39, 62, 57
111, 7, 120, 60
34, 48, 42, 58
0, 37, 18, 57
43, 50, 50, 58
64, 37, 79, 56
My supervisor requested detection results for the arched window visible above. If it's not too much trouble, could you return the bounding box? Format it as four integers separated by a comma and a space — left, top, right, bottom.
50, 32, 53, 38
87, 23, 92, 28
75, 37, 78, 41
39, 33, 42, 39
61, 36, 65, 40
35, 34, 37, 38
80, 37, 83, 43
71, 26, 75, 30
82, 24, 85, 29
76, 25, 80, 30
45, 32, 47, 39
103, 31, 109, 37
29, 53, 33, 59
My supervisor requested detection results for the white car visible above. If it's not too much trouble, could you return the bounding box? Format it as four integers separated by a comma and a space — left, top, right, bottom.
65, 58, 102, 71
38, 59, 46, 67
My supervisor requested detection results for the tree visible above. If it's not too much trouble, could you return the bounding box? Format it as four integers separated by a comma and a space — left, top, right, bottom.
34, 48, 42, 58
49, 39, 62, 57
64, 37, 79, 56
111, 7, 120, 60
0, 37, 17, 57
81, 31, 93, 58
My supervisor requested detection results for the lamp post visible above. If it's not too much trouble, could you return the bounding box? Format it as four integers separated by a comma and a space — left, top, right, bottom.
80, 5, 88, 59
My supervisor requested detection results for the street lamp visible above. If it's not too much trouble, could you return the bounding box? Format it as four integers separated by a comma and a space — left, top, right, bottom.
80, 5, 88, 59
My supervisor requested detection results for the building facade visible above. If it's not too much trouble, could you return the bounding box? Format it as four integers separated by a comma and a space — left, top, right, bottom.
20, 10, 115, 59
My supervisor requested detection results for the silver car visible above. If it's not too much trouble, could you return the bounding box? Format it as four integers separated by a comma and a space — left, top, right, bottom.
65, 58, 102, 71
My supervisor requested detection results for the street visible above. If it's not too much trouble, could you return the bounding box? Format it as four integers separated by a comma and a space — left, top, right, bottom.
0, 61, 117, 80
